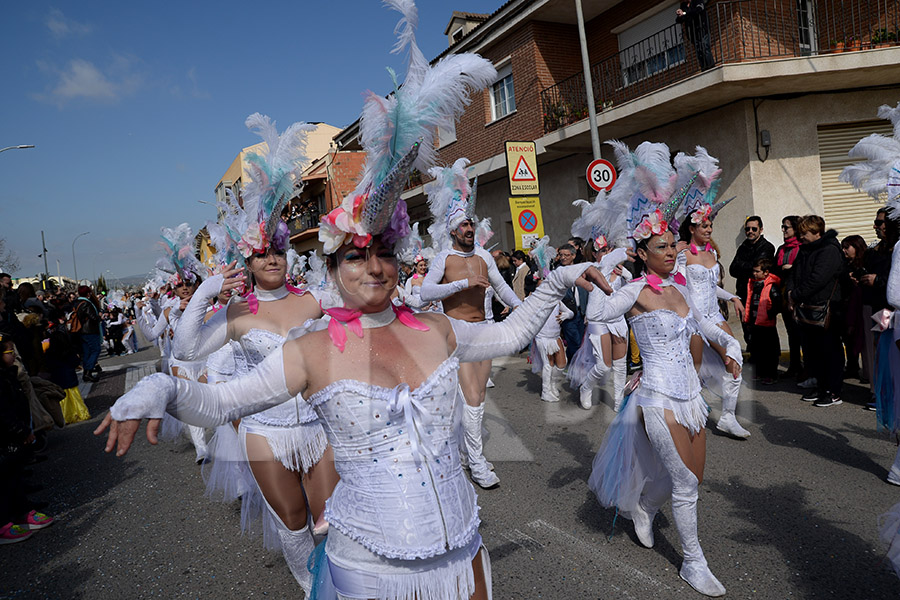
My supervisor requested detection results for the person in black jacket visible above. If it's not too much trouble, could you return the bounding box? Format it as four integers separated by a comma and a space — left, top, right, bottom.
676, 0, 715, 70
74, 285, 102, 382
858, 208, 897, 390
729, 216, 776, 351
787, 216, 845, 406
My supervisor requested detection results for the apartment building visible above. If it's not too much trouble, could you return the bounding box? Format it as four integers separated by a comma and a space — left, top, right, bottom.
336, 0, 900, 287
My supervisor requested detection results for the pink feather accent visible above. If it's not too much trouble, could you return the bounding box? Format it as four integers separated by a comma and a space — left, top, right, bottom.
673, 272, 686, 285
320, 304, 364, 352
393, 304, 429, 331
246, 293, 259, 315
327, 318, 348, 353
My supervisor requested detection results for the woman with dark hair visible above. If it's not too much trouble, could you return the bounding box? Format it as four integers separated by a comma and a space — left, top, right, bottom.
775, 215, 803, 377
841, 234, 868, 380
788, 215, 845, 406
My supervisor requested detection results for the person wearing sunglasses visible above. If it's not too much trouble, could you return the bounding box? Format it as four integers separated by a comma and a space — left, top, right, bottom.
729, 216, 776, 352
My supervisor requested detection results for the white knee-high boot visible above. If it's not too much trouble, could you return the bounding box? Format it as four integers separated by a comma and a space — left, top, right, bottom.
187, 425, 208, 463
463, 404, 499, 488
717, 373, 749, 438
888, 446, 900, 486
612, 357, 627, 412
644, 408, 725, 597
541, 360, 560, 402
276, 524, 314, 593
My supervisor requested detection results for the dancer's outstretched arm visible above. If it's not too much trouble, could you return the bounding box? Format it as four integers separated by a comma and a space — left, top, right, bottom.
478, 247, 522, 309
171, 265, 243, 361
95, 325, 313, 457
447, 263, 609, 362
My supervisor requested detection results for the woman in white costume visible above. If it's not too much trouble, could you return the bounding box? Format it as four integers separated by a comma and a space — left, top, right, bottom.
168, 115, 340, 593
566, 194, 632, 411
671, 148, 749, 439
587, 140, 742, 597
97, 3, 609, 596
528, 237, 572, 403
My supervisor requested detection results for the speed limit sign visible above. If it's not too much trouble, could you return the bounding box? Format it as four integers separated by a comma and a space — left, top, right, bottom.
586, 158, 617, 192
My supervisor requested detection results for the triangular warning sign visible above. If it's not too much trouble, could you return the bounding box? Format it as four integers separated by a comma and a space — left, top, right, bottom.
511, 155, 536, 181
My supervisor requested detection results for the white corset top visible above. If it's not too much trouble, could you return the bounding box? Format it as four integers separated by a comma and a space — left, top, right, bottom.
684, 262, 722, 319
628, 309, 701, 401
307, 356, 479, 560
239, 328, 319, 426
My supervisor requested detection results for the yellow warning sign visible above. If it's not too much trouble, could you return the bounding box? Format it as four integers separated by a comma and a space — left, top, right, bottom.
509, 196, 545, 251
505, 141, 539, 196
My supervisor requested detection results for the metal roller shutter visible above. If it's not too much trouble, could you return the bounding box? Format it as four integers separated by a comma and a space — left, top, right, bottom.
818, 121, 893, 243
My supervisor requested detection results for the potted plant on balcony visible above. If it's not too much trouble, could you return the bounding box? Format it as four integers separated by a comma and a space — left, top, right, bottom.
831, 38, 845, 52
847, 35, 861, 52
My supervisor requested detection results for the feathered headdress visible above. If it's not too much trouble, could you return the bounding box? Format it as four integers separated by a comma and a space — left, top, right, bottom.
397, 222, 435, 265
671, 146, 734, 229
605, 140, 691, 245
529, 236, 554, 277
318, 0, 497, 254
570, 188, 630, 252
217, 114, 313, 260
840, 102, 900, 217
426, 158, 492, 251
157, 223, 204, 285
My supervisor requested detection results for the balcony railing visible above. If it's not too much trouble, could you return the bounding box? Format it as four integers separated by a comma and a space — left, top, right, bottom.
541, 0, 900, 133
287, 212, 322, 236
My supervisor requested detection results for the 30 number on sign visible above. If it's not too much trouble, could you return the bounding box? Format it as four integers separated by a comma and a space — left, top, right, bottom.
586, 159, 617, 192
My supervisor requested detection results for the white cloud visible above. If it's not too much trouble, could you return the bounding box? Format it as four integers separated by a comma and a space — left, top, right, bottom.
186, 67, 210, 99
34, 56, 142, 106
46, 8, 92, 38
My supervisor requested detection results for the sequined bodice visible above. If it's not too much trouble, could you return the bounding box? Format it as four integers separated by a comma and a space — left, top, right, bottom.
628, 309, 701, 400
306, 356, 479, 560
684, 262, 722, 319
239, 328, 318, 426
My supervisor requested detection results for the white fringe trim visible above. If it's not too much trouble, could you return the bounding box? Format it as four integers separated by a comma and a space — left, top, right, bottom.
258, 421, 329, 473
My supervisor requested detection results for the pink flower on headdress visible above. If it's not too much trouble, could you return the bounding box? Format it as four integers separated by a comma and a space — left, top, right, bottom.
633, 209, 668, 241
319, 194, 373, 254
690, 204, 713, 224
238, 223, 266, 257
594, 235, 609, 251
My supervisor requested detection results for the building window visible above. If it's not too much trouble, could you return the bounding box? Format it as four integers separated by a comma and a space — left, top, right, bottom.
438, 120, 457, 148
797, 0, 816, 55
490, 63, 515, 121
617, 8, 685, 86
452, 27, 464, 44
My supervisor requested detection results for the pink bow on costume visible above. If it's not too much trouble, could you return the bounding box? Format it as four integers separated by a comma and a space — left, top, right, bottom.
286, 283, 306, 296
246, 293, 259, 315
871, 308, 894, 332
639, 272, 686, 292
321, 304, 364, 353
690, 242, 712, 255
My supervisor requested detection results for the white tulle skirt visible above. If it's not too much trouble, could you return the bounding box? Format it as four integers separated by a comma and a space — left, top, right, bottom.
567, 333, 604, 388
201, 423, 252, 503
588, 388, 707, 518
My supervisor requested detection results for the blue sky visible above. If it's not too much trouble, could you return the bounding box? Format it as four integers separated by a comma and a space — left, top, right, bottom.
0, 1, 500, 282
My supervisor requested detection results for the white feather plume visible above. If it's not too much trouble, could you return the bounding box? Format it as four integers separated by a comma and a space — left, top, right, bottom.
840, 102, 900, 216
355, 1, 496, 201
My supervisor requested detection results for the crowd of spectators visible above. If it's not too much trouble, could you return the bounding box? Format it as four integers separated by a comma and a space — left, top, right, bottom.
0, 273, 145, 544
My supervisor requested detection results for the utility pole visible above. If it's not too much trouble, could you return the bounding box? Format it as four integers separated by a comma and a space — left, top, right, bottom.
40, 230, 50, 291
575, 0, 601, 160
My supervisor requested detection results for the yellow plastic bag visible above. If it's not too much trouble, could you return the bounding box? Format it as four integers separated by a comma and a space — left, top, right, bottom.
60, 387, 91, 424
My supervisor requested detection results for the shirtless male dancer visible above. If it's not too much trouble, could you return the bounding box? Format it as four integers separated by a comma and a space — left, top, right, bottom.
420, 161, 522, 488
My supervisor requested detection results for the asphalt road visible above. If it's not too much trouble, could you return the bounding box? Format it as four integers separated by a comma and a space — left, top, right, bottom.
2, 340, 899, 599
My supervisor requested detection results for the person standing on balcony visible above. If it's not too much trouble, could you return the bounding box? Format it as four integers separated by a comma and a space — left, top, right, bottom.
676, 1, 715, 71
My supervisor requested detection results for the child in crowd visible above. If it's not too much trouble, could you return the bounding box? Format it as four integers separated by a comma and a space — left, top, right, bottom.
45, 310, 91, 424
0, 333, 54, 544
744, 257, 782, 383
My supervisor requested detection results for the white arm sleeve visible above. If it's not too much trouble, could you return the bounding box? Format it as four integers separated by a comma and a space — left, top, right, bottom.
420, 251, 468, 302
149, 298, 162, 318
599, 248, 629, 278
145, 307, 171, 340
715, 286, 738, 301
478, 247, 522, 308
449, 263, 590, 362
171, 274, 229, 361
675, 251, 688, 277
695, 312, 743, 365
109, 347, 293, 427
557, 301, 574, 322
136, 306, 158, 341
887, 245, 900, 311
586, 281, 643, 323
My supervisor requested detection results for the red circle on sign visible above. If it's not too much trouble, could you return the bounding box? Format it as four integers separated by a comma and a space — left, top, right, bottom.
519, 210, 537, 232
587, 159, 617, 192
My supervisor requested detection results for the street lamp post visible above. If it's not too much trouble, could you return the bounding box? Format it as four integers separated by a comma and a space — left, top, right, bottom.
72, 231, 90, 285
0, 144, 35, 154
